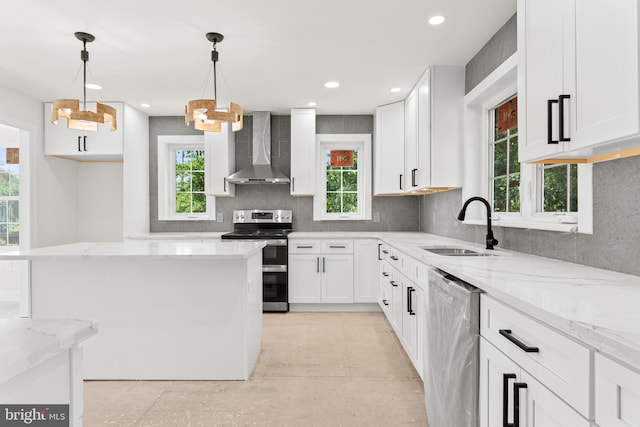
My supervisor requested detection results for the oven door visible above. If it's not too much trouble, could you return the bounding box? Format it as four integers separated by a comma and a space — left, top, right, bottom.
263, 270, 288, 312
262, 239, 288, 266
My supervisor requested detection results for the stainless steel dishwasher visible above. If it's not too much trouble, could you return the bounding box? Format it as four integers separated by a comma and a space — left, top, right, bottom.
424, 268, 481, 427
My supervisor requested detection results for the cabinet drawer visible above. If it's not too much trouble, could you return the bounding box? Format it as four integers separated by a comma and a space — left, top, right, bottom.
289, 240, 320, 253
401, 256, 419, 284
379, 260, 394, 282
480, 295, 591, 417
379, 243, 392, 261
596, 353, 640, 427
321, 240, 353, 254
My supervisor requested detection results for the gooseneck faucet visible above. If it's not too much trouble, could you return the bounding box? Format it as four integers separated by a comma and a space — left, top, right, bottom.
457, 196, 499, 250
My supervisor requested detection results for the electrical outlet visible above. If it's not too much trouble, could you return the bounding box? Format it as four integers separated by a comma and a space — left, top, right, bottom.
216, 212, 224, 223
373, 212, 380, 223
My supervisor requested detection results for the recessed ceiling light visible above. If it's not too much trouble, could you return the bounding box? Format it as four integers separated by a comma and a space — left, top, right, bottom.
429, 15, 446, 25
85, 83, 102, 90
390, 87, 401, 93
140, 103, 151, 108
324, 81, 340, 89
308, 102, 317, 107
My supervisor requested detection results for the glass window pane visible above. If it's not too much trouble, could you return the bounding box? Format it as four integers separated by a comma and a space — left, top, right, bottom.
176, 193, 191, 213
569, 164, 578, 212
493, 177, 507, 212
326, 193, 340, 213
509, 135, 520, 174
192, 172, 205, 192
192, 193, 206, 213
342, 171, 358, 191
493, 141, 507, 177
176, 172, 190, 192
8, 223, 18, 245
192, 151, 205, 170
0, 173, 9, 197
7, 200, 18, 222
543, 166, 568, 212
0, 224, 6, 245
326, 171, 341, 192
343, 193, 358, 213
0, 201, 5, 222
508, 174, 520, 212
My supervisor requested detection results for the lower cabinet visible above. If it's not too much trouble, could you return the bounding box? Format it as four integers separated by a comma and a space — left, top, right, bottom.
288, 254, 353, 303
595, 353, 640, 427
353, 239, 381, 303
401, 278, 424, 377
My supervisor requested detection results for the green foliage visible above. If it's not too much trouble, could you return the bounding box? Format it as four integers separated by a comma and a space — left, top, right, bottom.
324, 149, 359, 214
174, 149, 206, 215
492, 128, 520, 213
542, 164, 578, 213
0, 171, 19, 197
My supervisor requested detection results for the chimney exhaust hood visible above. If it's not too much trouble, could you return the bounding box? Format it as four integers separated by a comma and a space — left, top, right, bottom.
225, 111, 290, 184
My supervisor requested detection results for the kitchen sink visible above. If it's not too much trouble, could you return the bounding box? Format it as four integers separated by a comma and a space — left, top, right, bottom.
420, 246, 497, 256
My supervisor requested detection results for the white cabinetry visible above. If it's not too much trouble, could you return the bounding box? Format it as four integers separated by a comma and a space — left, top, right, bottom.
353, 239, 380, 303
479, 295, 592, 426
205, 123, 235, 196
290, 108, 316, 195
374, 102, 405, 194
595, 353, 640, 427
44, 101, 125, 161
289, 239, 353, 303
518, 0, 640, 162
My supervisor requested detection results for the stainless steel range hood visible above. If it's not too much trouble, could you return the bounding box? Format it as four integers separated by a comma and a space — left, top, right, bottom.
226, 112, 290, 184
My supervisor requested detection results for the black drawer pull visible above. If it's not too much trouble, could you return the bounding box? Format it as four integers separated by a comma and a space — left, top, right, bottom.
382, 272, 389, 277
390, 280, 398, 287
329, 245, 346, 249
390, 255, 398, 261
382, 250, 389, 254
382, 299, 389, 306
297, 245, 314, 249
499, 329, 539, 353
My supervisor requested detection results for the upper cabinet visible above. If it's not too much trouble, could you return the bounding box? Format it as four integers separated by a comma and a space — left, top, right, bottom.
204, 123, 235, 197
44, 101, 125, 161
374, 101, 405, 194
375, 66, 464, 195
518, 0, 640, 163
290, 108, 316, 196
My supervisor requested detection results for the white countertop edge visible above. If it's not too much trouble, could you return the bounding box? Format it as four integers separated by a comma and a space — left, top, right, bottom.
0, 318, 98, 385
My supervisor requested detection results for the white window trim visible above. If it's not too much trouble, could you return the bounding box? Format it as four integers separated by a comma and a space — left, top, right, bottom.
157, 135, 215, 221
463, 53, 593, 234
313, 133, 372, 221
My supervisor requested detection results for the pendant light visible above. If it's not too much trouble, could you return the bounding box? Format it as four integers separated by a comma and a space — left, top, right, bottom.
185, 32, 243, 132
51, 32, 117, 132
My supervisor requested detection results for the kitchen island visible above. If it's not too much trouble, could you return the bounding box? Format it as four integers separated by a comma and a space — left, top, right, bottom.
0, 240, 264, 380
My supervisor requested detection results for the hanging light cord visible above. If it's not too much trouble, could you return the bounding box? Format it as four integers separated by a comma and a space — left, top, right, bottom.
211, 40, 219, 101
80, 38, 89, 110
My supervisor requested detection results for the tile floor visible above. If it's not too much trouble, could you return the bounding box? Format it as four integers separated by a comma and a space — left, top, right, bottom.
84, 312, 428, 426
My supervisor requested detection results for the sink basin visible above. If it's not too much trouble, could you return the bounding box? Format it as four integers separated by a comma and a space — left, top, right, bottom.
421, 246, 497, 256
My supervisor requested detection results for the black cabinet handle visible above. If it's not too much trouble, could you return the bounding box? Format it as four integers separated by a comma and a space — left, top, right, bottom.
390, 255, 398, 261
499, 329, 540, 353
547, 99, 559, 144
559, 94, 571, 142
291, 177, 295, 193
316, 257, 320, 273
390, 280, 398, 287
329, 245, 346, 249
382, 249, 389, 254
83, 135, 87, 151
407, 287, 415, 315
399, 174, 403, 190
382, 272, 389, 277
297, 245, 314, 249
411, 168, 418, 187
378, 243, 382, 260
382, 299, 389, 306
513, 382, 527, 427
503, 373, 516, 427
322, 257, 325, 273
77, 136, 82, 152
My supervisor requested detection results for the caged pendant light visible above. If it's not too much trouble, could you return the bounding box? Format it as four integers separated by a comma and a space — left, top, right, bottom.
51, 32, 117, 132
185, 32, 243, 132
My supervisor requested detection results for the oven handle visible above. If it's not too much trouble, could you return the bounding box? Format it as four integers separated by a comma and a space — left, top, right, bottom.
263, 265, 287, 273
227, 238, 287, 246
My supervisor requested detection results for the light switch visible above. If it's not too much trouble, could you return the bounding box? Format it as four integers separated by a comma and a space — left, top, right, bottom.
216, 212, 224, 223
373, 212, 380, 223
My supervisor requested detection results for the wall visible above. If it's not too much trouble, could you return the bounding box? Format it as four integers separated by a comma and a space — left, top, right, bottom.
78, 163, 124, 241
149, 115, 419, 232
420, 13, 640, 276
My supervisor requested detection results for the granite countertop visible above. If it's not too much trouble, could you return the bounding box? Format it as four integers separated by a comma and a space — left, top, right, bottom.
289, 231, 640, 368
0, 318, 98, 384
0, 240, 265, 260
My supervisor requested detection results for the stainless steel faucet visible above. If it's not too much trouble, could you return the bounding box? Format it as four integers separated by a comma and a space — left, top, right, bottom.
457, 196, 499, 250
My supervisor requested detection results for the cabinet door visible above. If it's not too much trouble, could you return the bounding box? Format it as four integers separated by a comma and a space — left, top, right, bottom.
404, 88, 418, 192
415, 70, 431, 189
401, 279, 417, 361
44, 102, 124, 159
521, 371, 591, 427
288, 255, 322, 303
479, 338, 522, 427
290, 108, 316, 196
518, 0, 570, 162
414, 284, 424, 378
374, 102, 405, 195
596, 353, 640, 427
389, 275, 403, 335
379, 260, 393, 314
204, 123, 235, 196
322, 255, 354, 303
353, 239, 379, 303
572, 0, 639, 148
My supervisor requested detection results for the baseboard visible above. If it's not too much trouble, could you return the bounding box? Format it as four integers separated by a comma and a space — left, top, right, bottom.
288, 303, 382, 312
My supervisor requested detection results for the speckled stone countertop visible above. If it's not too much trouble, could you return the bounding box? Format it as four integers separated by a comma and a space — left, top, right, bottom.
290, 231, 640, 369
0, 318, 98, 384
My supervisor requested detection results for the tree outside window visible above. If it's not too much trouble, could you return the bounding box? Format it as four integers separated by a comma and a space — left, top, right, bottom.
0, 147, 19, 246
490, 97, 520, 213
174, 149, 206, 214
539, 163, 578, 213
325, 149, 359, 214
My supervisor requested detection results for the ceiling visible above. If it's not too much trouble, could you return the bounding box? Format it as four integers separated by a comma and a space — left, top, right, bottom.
0, 0, 516, 117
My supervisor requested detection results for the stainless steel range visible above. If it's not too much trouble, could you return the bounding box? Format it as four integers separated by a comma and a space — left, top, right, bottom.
221, 209, 292, 312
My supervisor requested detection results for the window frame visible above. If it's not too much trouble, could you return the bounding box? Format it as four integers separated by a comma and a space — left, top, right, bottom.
157, 135, 215, 221
313, 133, 372, 221
463, 54, 593, 234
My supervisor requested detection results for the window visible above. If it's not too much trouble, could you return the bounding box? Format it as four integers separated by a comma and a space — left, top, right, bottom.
490, 97, 520, 214
157, 135, 214, 220
0, 147, 19, 246
538, 164, 578, 213
314, 134, 371, 220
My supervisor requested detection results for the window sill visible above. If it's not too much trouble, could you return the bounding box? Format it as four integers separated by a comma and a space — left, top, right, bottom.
158, 215, 213, 221
461, 218, 578, 233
